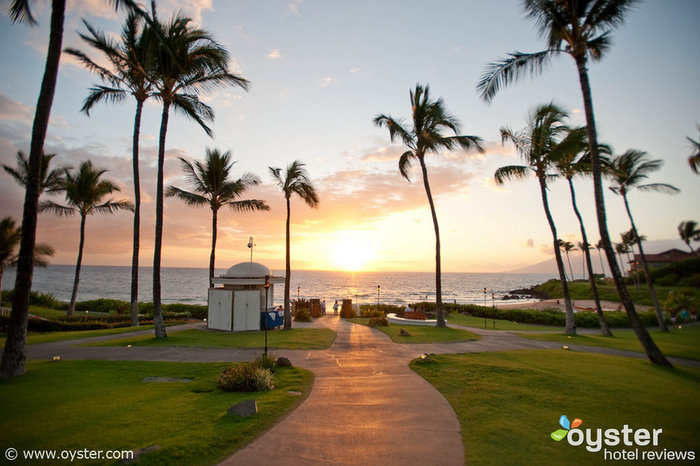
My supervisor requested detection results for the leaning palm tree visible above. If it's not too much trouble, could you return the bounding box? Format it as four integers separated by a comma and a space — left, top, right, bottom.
552, 129, 611, 335
40, 161, 133, 315
148, 12, 249, 338
678, 220, 700, 258
269, 161, 319, 330
0, 217, 54, 309
559, 240, 576, 281
65, 13, 155, 327
495, 103, 576, 335
167, 148, 270, 287
374, 84, 484, 328
477, 0, 671, 366
2, 0, 146, 380
687, 126, 700, 174
607, 150, 679, 332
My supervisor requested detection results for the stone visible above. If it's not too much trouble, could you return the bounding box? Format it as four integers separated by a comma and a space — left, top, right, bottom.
399, 328, 411, 337
276, 357, 292, 367
227, 399, 258, 418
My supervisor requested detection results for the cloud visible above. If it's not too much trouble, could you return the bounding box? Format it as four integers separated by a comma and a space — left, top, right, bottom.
267, 49, 281, 59
526, 238, 534, 248
348, 67, 360, 74
0, 94, 33, 123
289, 0, 303, 16
321, 76, 335, 87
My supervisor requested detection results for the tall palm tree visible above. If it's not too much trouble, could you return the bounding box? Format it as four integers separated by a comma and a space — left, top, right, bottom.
495, 103, 576, 335
2, 0, 145, 380
65, 13, 155, 327
0, 217, 54, 309
559, 240, 576, 281
40, 161, 133, 315
552, 129, 611, 335
687, 126, 700, 174
148, 13, 249, 338
595, 239, 606, 277
477, 0, 671, 366
269, 161, 319, 330
678, 220, 700, 258
615, 242, 628, 277
3, 151, 65, 194
607, 150, 679, 332
374, 84, 484, 328
167, 148, 270, 287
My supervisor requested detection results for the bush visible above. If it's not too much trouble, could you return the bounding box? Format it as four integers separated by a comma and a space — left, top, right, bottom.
359, 304, 403, 316
216, 363, 259, 392
655, 274, 680, 286
254, 353, 277, 372
253, 368, 275, 391
292, 301, 312, 322
368, 316, 388, 327
360, 308, 384, 318
1, 290, 64, 309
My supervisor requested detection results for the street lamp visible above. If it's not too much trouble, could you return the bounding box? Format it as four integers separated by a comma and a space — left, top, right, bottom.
377, 285, 381, 312
264, 275, 270, 356
297, 286, 300, 300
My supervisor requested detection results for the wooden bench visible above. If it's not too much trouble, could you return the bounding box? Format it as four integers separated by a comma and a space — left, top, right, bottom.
403, 312, 427, 320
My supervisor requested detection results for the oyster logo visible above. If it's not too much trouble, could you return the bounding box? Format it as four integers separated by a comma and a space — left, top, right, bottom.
551, 415, 582, 442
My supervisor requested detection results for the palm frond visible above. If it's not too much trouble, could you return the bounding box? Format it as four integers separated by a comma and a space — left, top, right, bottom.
398, 151, 417, 182
477, 50, 555, 102
39, 201, 76, 217
226, 199, 270, 213
90, 199, 134, 215
635, 183, 680, 194
373, 114, 413, 148
164, 186, 208, 206
8, 0, 36, 25
494, 165, 530, 185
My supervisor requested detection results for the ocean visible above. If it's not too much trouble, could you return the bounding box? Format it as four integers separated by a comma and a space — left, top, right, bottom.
1, 265, 555, 307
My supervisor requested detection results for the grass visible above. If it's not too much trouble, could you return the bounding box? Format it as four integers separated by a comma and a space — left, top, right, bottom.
0, 360, 313, 465
87, 328, 337, 350
519, 325, 700, 361
0, 325, 157, 347
446, 312, 564, 332
349, 318, 480, 344
411, 350, 700, 465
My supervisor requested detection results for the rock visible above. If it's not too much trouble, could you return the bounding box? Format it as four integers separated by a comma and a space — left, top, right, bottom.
276, 357, 292, 367
227, 399, 258, 418
399, 328, 411, 337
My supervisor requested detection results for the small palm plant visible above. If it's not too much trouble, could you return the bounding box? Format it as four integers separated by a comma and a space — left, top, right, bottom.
167, 148, 269, 287
559, 240, 576, 281
678, 220, 700, 258
607, 150, 679, 331
40, 161, 133, 315
494, 102, 576, 335
269, 161, 319, 330
374, 83, 483, 328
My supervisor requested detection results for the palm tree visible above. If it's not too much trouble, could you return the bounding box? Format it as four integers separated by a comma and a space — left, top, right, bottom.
687, 126, 700, 174
595, 239, 606, 277
148, 13, 249, 338
607, 150, 679, 332
0, 217, 54, 309
477, 0, 672, 366
3, 151, 65, 194
559, 240, 576, 281
2, 0, 145, 380
65, 13, 155, 327
678, 220, 700, 258
374, 84, 484, 328
494, 103, 575, 335
40, 161, 133, 315
167, 148, 270, 287
552, 129, 611, 334
269, 161, 319, 330
615, 242, 628, 277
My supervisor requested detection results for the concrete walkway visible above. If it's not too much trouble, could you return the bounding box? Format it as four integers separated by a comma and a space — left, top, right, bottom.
23, 316, 700, 465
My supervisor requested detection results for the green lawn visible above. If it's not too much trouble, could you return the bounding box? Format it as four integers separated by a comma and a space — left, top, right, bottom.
446, 312, 564, 332
411, 350, 700, 465
0, 325, 157, 347
0, 360, 312, 465
519, 325, 700, 361
349, 318, 480, 344
87, 328, 337, 350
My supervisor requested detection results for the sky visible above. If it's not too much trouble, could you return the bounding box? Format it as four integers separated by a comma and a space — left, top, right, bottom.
0, 0, 698, 274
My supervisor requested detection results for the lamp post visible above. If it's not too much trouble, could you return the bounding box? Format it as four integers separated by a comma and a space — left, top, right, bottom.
264, 275, 270, 356
377, 285, 381, 312
297, 286, 300, 300
484, 288, 487, 328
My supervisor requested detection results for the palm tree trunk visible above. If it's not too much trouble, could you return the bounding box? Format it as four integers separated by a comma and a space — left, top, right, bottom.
622, 194, 668, 331
0, 268, 4, 309
565, 251, 574, 281
568, 179, 611, 336
152, 102, 170, 339
597, 248, 605, 277
68, 215, 87, 315
575, 56, 670, 366
283, 196, 292, 329
209, 208, 217, 288
418, 156, 445, 328
539, 178, 575, 335
130, 99, 144, 327
1, 0, 66, 379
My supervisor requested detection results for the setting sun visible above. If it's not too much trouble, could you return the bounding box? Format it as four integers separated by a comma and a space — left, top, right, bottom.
328, 231, 377, 272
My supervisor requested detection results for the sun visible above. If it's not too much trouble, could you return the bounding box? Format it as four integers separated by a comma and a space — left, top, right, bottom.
328, 231, 376, 272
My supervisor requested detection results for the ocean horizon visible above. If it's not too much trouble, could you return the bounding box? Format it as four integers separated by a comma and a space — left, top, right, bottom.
1, 265, 556, 307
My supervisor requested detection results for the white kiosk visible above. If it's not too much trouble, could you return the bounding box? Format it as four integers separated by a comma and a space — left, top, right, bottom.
207, 262, 283, 332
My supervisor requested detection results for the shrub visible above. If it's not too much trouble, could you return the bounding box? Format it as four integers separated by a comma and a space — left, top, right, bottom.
253, 368, 275, 391
216, 363, 259, 392
368, 316, 388, 327
292, 304, 312, 322
254, 353, 277, 372
359, 304, 403, 316
656, 274, 680, 287
360, 308, 384, 318
2, 290, 64, 309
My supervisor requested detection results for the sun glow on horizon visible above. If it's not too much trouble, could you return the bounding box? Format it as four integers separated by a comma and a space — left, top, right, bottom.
326, 230, 377, 272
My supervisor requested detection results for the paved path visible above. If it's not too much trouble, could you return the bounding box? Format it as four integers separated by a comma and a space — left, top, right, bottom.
23, 316, 700, 465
